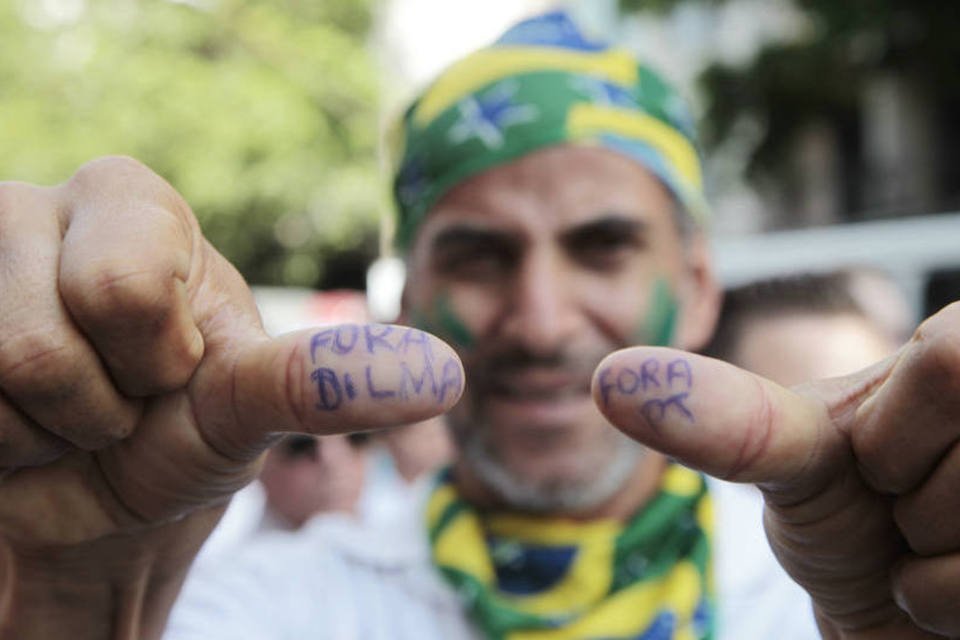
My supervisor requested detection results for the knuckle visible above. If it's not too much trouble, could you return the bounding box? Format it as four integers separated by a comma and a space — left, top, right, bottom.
71, 155, 152, 187
892, 443, 960, 556
0, 182, 45, 224
0, 427, 67, 467
71, 408, 138, 448
918, 300, 960, 331
892, 500, 937, 556
0, 328, 79, 393
64, 266, 174, 328
0, 330, 138, 448
0, 428, 18, 465
69, 156, 191, 222
0, 181, 24, 211
850, 414, 901, 491
853, 440, 912, 494
912, 327, 960, 399
60, 261, 201, 397
896, 570, 959, 636
100, 412, 138, 442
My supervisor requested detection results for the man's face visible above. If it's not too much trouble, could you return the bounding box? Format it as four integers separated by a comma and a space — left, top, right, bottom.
404, 144, 717, 511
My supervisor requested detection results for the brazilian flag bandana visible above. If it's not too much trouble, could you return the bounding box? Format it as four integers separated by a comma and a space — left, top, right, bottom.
426, 464, 715, 640
390, 10, 709, 249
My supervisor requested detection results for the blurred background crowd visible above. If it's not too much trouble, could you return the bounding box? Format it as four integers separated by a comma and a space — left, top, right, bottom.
3, 0, 959, 557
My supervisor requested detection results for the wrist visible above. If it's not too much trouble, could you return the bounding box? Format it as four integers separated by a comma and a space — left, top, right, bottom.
0, 505, 222, 640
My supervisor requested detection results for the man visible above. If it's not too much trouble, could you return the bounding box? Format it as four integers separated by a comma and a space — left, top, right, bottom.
1, 10, 959, 640
170, 12, 730, 638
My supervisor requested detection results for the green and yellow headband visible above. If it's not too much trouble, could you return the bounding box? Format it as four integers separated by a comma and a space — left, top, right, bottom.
390, 11, 708, 249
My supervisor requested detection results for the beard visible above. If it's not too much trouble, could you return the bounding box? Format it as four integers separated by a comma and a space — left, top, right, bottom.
448, 341, 647, 513
453, 422, 646, 513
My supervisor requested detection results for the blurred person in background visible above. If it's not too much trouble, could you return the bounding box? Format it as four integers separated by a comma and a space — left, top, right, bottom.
196, 433, 371, 565
193, 289, 375, 564
363, 416, 455, 525
199, 288, 451, 561
705, 268, 911, 386
260, 433, 371, 529
4, 9, 960, 640
377, 416, 453, 484
703, 268, 910, 639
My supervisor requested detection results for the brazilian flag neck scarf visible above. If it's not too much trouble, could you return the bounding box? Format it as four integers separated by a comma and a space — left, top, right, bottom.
426, 464, 715, 640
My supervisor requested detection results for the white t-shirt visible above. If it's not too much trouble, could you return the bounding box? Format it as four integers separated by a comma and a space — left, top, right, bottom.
165, 478, 820, 640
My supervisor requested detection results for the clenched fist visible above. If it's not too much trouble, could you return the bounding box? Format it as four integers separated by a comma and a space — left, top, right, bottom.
595, 304, 960, 639
0, 157, 462, 639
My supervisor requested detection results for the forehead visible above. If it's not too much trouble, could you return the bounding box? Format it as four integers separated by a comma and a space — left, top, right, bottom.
410, 144, 676, 249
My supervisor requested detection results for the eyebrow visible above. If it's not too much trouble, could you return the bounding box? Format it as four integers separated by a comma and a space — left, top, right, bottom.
560, 214, 648, 246
430, 225, 522, 256
428, 213, 648, 257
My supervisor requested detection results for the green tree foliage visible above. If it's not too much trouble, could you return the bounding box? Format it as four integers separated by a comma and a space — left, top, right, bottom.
0, 0, 381, 286
620, 0, 960, 183
700, 0, 960, 179
619, 0, 723, 14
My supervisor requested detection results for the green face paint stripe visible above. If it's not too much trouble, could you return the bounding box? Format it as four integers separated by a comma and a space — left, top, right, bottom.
410, 308, 435, 333
410, 296, 476, 349
428, 500, 469, 545
434, 295, 476, 348
636, 278, 678, 347
652, 283, 678, 347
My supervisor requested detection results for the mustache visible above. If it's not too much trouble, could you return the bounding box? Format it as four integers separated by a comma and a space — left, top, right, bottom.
468, 345, 606, 390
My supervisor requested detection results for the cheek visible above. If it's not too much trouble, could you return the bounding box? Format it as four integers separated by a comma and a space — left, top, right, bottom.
631, 276, 680, 347
410, 286, 498, 352
580, 271, 678, 347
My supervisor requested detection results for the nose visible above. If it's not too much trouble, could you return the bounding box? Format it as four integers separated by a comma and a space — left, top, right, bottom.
500, 250, 582, 356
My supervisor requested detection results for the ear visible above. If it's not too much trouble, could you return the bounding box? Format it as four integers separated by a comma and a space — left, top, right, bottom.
673, 232, 722, 352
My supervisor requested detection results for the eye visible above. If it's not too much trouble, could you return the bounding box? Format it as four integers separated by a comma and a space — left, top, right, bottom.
429, 227, 520, 282
567, 224, 645, 271
440, 253, 501, 279
278, 435, 317, 460
432, 243, 517, 282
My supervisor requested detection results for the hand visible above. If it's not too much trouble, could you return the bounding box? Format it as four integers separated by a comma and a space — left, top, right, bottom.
0, 157, 463, 638
593, 303, 960, 639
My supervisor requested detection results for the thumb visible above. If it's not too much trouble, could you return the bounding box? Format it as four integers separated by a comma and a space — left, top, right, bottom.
591, 346, 836, 491
231, 323, 464, 443
592, 347, 930, 635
